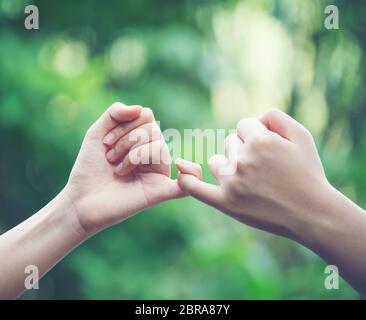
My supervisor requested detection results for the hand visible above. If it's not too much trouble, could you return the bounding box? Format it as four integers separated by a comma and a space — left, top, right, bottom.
0, 102, 185, 299
64, 102, 184, 236
176, 109, 333, 241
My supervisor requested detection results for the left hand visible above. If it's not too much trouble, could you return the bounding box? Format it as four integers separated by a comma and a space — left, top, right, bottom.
64, 102, 184, 236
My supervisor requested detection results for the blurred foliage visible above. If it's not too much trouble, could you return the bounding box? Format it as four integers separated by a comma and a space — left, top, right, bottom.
0, 0, 365, 299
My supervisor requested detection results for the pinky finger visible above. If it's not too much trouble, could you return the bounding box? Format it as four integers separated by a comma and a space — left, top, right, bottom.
175, 158, 202, 180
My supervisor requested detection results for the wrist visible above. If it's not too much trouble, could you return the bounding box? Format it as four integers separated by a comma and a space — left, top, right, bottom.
51, 188, 90, 243
61, 183, 108, 238
292, 181, 364, 252
0, 188, 90, 294
288, 180, 340, 247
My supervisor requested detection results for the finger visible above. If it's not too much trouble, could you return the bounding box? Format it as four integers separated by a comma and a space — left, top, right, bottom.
103, 107, 155, 146
260, 108, 309, 142
236, 117, 269, 142
110, 104, 143, 123
89, 102, 142, 139
224, 133, 243, 161
175, 158, 202, 180
106, 122, 161, 163
177, 173, 225, 210
208, 154, 234, 179
114, 140, 164, 176
150, 140, 171, 177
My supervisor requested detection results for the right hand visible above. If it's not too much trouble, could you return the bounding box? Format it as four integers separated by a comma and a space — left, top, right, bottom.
176, 109, 334, 241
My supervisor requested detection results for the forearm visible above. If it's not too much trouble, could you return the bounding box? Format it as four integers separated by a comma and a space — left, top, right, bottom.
295, 184, 366, 295
0, 190, 87, 299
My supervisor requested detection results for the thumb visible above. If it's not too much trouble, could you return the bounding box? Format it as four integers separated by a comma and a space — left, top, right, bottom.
176, 158, 225, 209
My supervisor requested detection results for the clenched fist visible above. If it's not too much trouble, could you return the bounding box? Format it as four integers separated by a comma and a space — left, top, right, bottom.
176, 109, 331, 241
65, 102, 184, 235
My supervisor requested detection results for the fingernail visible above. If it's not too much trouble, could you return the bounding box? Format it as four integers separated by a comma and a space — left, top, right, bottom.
106, 148, 116, 161
103, 132, 115, 145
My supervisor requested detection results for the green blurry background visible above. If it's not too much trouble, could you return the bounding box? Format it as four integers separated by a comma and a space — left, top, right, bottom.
0, 0, 364, 299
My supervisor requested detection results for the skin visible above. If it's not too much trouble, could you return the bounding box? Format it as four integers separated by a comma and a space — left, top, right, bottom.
0, 102, 184, 299
2, 104, 366, 298
176, 109, 366, 295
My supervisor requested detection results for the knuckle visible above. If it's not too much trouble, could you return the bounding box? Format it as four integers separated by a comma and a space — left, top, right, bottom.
225, 133, 237, 141
249, 133, 272, 149
224, 133, 237, 147
109, 101, 124, 114
237, 117, 258, 129
142, 107, 154, 121
236, 156, 254, 173
301, 126, 313, 140
150, 122, 162, 138
85, 125, 95, 139
236, 118, 248, 130
265, 108, 281, 118
111, 101, 123, 108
